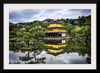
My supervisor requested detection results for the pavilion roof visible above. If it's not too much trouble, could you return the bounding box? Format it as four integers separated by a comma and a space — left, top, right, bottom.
47, 21, 63, 24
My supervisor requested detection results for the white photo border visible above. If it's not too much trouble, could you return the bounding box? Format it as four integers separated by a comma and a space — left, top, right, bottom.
4, 4, 96, 69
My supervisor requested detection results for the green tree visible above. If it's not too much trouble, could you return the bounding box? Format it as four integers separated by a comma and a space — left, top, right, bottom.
19, 28, 26, 33
29, 25, 45, 48
72, 25, 91, 45
20, 32, 34, 47
25, 26, 31, 32
74, 20, 78, 25
9, 23, 18, 39
84, 18, 91, 26
16, 27, 26, 39
63, 23, 74, 36
71, 25, 79, 38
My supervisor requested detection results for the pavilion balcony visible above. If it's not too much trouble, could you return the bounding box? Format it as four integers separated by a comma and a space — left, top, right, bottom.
48, 49, 63, 54
43, 37, 72, 40
45, 27, 67, 33
44, 44, 67, 49
48, 24, 63, 28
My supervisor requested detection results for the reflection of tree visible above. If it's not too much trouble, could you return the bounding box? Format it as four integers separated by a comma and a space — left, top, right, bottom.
20, 51, 33, 61
32, 50, 46, 64
86, 57, 91, 64
65, 39, 91, 57
10, 40, 46, 64
26, 57, 46, 64
19, 50, 46, 64
10, 38, 91, 64
9, 42, 21, 53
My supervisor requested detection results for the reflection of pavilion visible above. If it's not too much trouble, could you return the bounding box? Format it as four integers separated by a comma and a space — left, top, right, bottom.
45, 44, 67, 49
44, 40, 67, 56
44, 20, 68, 56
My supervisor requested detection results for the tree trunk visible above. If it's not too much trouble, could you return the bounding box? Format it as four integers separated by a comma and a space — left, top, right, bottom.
85, 32, 88, 46
86, 36, 88, 46
26, 40, 29, 48
27, 40, 29, 47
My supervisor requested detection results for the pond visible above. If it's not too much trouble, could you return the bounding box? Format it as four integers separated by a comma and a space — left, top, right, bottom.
9, 39, 91, 64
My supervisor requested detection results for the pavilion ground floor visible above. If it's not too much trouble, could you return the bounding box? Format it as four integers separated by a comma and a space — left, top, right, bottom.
45, 32, 66, 37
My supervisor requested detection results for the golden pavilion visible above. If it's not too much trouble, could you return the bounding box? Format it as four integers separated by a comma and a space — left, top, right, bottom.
44, 20, 67, 40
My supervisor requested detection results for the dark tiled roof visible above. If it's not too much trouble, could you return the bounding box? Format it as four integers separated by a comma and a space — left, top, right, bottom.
47, 21, 63, 24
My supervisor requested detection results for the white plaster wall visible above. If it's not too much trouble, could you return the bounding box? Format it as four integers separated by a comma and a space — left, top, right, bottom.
62, 33, 65, 37
62, 40, 66, 43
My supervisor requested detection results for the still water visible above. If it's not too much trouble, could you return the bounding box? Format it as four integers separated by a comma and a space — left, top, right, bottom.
9, 39, 91, 64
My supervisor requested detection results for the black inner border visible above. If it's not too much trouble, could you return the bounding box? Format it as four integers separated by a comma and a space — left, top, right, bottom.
0, 0, 99, 72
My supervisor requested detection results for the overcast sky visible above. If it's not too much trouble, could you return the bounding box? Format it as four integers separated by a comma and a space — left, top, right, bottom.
9, 9, 91, 23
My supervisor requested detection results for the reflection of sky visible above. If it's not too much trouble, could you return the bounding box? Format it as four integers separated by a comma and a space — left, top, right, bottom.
9, 9, 91, 23
9, 51, 88, 64
45, 53, 88, 64
9, 51, 35, 64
